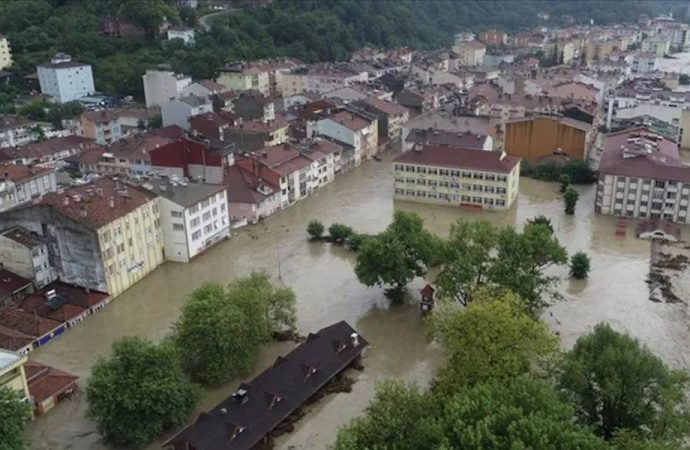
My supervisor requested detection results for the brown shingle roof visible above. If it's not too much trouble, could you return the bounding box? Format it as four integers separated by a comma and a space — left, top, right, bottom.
37, 177, 157, 229
0, 324, 34, 351
82, 110, 118, 124
0, 269, 33, 299
329, 110, 370, 132
24, 360, 78, 404
394, 146, 520, 173
0, 164, 53, 183
0, 307, 62, 338
16, 293, 86, 323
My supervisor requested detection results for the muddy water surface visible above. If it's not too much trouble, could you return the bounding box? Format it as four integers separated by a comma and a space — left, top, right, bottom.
25, 153, 690, 449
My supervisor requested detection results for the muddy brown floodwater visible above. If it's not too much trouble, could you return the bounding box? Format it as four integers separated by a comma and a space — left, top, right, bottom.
25, 152, 690, 450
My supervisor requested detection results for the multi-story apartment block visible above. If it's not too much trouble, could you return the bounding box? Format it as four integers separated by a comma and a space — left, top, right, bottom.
641, 36, 671, 56
161, 95, 213, 130
596, 129, 690, 223
0, 136, 98, 166
354, 97, 409, 140
143, 69, 192, 108
0, 116, 54, 149
478, 29, 508, 46
631, 53, 659, 73
307, 110, 378, 165
0, 35, 12, 70
37, 53, 94, 103
0, 226, 57, 289
0, 178, 165, 298
452, 41, 486, 66
393, 145, 521, 210
0, 165, 57, 212
145, 182, 229, 262
80, 110, 122, 145
216, 59, 301, 97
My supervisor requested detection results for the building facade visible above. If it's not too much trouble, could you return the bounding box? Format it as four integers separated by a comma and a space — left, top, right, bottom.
37, 53, 94, 103
0, 178, 165, 298
0, 227, 57, 289
0, 36, 12, 70
146, 182, 230, 262
393, 145, 521, 210
143, 70, 192, 109
161, 96, 213, 130
307, 110, 378, 165
596, 129, 690, 223
0, 165, 57, 212
80, 110, 122, 145
0, 349, 30, 404
503, 116, 593, 161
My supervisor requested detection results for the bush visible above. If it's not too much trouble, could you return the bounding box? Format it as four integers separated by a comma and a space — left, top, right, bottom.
527, 215, 553, 233
329, 223, 355, 243
346, 233, 370, 251
307, 219, 325, 239
522, 160, 596, 184
564, 186, 579, 215
559, 174, 571, 193
570, 252, 590, 279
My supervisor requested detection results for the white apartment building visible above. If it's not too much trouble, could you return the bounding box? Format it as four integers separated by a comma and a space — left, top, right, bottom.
0, 165, 57, 212
393, 145, 521, 210
631, 53, 659, 73
143, 69, 192, 108
37, 53, 94, 103
596, 129, 690, 223
0, 226, 57, 289
307, 110, 378, 166
146, 182, 230, 262
161, 95, 213, 130
641, 36, 671, 56
0, 35, 12, 70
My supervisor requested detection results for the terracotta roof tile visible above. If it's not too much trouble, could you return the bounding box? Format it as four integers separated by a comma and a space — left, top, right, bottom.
394, 145, 520, 174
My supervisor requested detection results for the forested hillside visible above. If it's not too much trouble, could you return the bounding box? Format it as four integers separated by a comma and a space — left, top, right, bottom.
0, 0, 684, 102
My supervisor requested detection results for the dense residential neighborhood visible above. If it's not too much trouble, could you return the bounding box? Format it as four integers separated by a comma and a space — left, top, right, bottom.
3, 1, 690, 449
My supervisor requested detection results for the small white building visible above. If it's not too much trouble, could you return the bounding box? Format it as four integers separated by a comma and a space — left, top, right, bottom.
0, 226, 57, 289
37, 53, 95, 103
161, 95, 213, 130
167, 26, 195, 45
307, 110, 378, 166
0, 164, 57, 212
142, 69, 192, 108
631, 53, 659, 73
0, 35, 12, 70
146, 181, 230, 262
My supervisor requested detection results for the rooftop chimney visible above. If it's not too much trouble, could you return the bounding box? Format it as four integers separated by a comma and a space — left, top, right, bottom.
63, 197, 69, 206
108, 196, 115, 208
350, 332, 360, 347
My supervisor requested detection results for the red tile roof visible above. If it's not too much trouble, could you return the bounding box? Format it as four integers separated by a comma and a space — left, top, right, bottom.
0, 269, 32, 299
0, 324, 34, 351
42, 281, 109, 309
0, 164, 53, 184
82, 110, 119, 124
36, 177, 157, 229
24, 360, 78, 404
16, 293, 86, 323
0, 136, 97, 163
394, 146, 520, 174
599, 130, 690, 182
361, 96, 408, 116
0, 307, 62, 337
224, 166, 277, 205
329, 110, 371, 132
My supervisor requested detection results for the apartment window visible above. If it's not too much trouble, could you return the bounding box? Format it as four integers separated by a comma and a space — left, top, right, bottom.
616, 186, 625, 193
416, 167, 427, 174
439, 193, 449, 200
406, 178, 416, 184
405, 189, 415, 196
496, 200, 505, 207
191, 230, 202, 241
116, 243, 125, 254
171, 211, 183, 218
497, 176, 507, 182
496, 187, 507, 194
654, 180, 665, 188
428, 180, 438, 187
472, 173, 484, 180
173, 223, 184, 231
189, 205, 199, 214
202, 211, 211, 221
427, 168, 438, 175
102, 230, 111, 243
394, 164, 404, 171
395, 188, 404, 195
416, 191, 427, 197
667, 192, 676, 199
439, 169, 449, 176
417, 179, 427, 185
405, 166, 415, 172
652, 202, 663, 211
485, 186, 495, 194
439, 181, 449, 187
191, 217, 200, 228
472, 196, 482, 203
462, 183, 472, 190
450, 170, 460, 177
204, 224, 213, 234
483, 198, 494, 205
472, 185, 483, 192
461, 195, 471, 202
450, 182, 459, 189
485, 175, 496, 181
652, 191, 664, 200
428, 192, 438, 199
220, 203, 226, 211
462, 171, 472, 178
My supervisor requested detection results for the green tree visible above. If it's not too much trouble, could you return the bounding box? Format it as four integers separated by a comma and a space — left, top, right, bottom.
174, 275, 296, 385
564, 186, 579, 214
355, 211, 438, 301
335, 377, 608, 450
86, 337, 200, 447
528, 215, 554, 233
570, 251, 591, 279
430, 289, 558, 390
490, 222, 569, 312
0, 386, 32, 450
328, 223, 354, 243
559, 173, 572, 193
345, 233, 370, 251
435, 220, 497, 305
306, 219, 325, 239
558, 323, 690, 442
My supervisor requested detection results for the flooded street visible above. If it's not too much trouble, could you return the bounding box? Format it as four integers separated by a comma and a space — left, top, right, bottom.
25, 152, 690, 449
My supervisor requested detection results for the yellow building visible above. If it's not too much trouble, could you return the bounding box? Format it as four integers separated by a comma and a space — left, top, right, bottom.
0, 177, 165, 299
393, 145, 521, 210
0, 35, 12, 70
0, 349, 30, 403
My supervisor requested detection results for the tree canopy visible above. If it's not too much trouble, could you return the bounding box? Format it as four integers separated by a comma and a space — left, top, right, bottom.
0, 386, 32, 450
558, 323, 690, 443
436, 220, 568, 312
354, 211, 440, 300
429, 289, 558, 391
86, 337, 200, 447
173, 273, 296, 385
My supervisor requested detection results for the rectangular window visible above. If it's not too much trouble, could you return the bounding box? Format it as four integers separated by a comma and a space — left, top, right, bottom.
191, 217, 200, 228
171, 211, 183, 218
191, 230, 201, 241
173, 223, 184, 231
202, 211, 211, 221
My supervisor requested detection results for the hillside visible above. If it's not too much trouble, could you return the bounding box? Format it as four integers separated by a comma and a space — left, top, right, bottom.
0, 0, 685, 103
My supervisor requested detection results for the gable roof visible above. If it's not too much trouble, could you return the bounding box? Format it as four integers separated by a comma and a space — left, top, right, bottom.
394, 145, 520, 174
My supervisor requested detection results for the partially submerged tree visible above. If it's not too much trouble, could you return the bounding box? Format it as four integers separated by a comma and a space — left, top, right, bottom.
558, 323, 690, 443
354, 211, 439, 301
430, 289, 559, 390
559, 173, 571, 193
528, 215, 554, 233
329, 223, 355, 243
306, 219, 325, 239
564, 186, 579, 215
174, 274, 296, 385
570, 251, 591, 279
86, 337, 200, 447
0, 386, 32, 450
